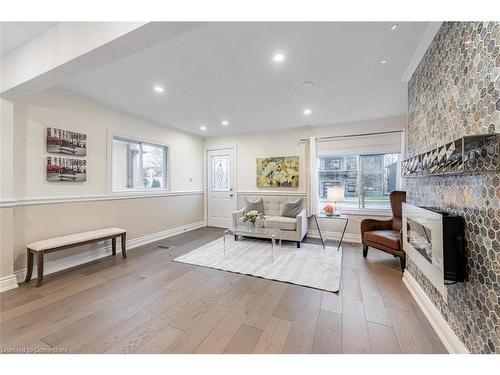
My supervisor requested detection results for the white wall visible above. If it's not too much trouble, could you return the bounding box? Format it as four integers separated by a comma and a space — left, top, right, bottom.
1, 99, 14, 201
1, 88, 406, 283
1, 89, 205, 281
204, 117, 407, 241
0, 100, 16, 283
13, 89, 203, 199
204, 117, 406, 194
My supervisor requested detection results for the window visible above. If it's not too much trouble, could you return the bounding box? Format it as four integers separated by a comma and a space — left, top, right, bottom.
318, 152, 400, 210
111, 136, 168, 192
211, 155, 230, 191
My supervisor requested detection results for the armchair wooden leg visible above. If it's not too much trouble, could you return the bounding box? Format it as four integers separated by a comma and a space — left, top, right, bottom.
400, 253, 406, 272
363, 245, 368, 258
25, 249, 34, 283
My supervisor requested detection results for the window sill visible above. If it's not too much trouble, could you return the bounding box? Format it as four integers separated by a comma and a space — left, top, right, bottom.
332, 208, 392, 217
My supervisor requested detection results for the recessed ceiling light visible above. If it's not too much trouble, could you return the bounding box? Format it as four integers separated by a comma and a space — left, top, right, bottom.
221, 120, 229, 126
153, 85, 164, 93
303, 108, 312, 115
200, 125, 207, 131
301, 81, 314, 88
391, 24, 398, 31
380, 59, 388, 64
273, 53, 285, 63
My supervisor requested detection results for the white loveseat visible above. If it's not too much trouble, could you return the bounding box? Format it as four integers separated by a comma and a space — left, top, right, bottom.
232, 196, 308, 247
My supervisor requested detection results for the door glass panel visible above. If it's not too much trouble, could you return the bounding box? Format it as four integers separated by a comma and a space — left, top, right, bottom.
211, 155, 229, 191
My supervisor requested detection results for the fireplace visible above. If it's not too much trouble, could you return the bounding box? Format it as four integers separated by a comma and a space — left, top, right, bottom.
406, 217, 434, 264
402, 203, 465, 301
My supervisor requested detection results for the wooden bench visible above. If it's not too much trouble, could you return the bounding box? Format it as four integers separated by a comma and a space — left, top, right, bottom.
25, 228, 127, 287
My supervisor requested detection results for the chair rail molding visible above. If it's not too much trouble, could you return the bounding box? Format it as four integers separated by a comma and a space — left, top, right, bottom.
238, 190, 306, 196
0, 190, 203, 208
402, 271, 469, 354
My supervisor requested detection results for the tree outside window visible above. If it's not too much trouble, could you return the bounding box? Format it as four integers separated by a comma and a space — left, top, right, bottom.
318, 153, 400, 210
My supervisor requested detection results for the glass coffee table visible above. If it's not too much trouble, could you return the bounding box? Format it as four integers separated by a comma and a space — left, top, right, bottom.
223, 226, 281, 263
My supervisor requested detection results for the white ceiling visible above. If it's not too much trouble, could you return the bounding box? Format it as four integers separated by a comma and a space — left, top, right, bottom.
55, 22, 430, 136
0, 22, 57, 56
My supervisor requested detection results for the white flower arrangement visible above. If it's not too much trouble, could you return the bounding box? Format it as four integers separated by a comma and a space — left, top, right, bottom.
242, 210, 263, 226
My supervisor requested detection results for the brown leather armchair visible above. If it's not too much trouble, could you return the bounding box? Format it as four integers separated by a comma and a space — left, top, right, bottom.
360, 191, 406, 272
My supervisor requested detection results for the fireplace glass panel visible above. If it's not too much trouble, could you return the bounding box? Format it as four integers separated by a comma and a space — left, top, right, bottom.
406, 218, 432, 264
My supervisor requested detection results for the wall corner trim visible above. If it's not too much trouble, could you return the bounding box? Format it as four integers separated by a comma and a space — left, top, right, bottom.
401, 22, 442, 83
14, 221, 206, 284
402, 271, 469, 354
0, 274, 19, 293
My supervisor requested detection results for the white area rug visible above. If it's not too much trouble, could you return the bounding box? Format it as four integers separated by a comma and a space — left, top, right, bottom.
174, 237, 342, 292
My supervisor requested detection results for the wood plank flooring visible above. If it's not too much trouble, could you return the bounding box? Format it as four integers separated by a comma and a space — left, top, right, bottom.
0, 227, 447, 354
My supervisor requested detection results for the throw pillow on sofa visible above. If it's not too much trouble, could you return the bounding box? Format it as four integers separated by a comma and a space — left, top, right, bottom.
244, 197, 265, 215
281, 198, 303, 218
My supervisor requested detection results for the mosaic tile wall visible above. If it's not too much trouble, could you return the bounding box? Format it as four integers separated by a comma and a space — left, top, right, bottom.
406, 22, 500, 354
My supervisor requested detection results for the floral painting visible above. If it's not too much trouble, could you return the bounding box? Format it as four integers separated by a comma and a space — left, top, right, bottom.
256, 156, 299, 187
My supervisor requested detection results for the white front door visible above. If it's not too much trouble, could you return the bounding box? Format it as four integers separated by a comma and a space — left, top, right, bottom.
207, 148, 236, 228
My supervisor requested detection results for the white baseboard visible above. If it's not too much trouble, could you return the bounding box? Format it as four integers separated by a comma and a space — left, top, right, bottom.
402, 271, 469, 354
307, 229, 361, 244
14, 221, 205, 284
0, 274, 19, 293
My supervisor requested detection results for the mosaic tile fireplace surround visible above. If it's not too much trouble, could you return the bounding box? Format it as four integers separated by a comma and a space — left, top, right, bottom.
406, 22, 499, 354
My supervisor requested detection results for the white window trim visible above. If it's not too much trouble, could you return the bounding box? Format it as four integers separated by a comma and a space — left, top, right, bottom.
107, 131, 171, 194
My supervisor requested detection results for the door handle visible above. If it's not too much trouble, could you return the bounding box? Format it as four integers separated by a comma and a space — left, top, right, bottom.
229, 194, 234, 197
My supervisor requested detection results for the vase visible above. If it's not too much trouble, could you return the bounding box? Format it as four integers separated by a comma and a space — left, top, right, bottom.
325, 212, 333, 217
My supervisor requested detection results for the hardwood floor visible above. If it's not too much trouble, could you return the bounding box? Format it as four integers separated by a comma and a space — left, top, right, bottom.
0, 227, 447, 354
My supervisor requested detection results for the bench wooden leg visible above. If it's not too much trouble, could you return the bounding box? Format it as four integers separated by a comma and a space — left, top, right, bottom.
36, 252, 44, 287
112, 238, 117, 256
121, 233, 127, 258
25, 249, 34, 283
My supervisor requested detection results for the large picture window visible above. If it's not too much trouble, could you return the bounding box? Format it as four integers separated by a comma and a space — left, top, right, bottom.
318, 152, 400, 210
111, 136, 168, 192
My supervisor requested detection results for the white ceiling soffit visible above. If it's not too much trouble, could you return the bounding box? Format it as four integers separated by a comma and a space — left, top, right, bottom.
401, 22, 442, 82
0, 22, 58, 56
57, 22, 431, 136
1, 22, 206, 99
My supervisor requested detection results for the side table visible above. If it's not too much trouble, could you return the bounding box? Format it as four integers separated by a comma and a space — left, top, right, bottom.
313, 214, 349, 251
